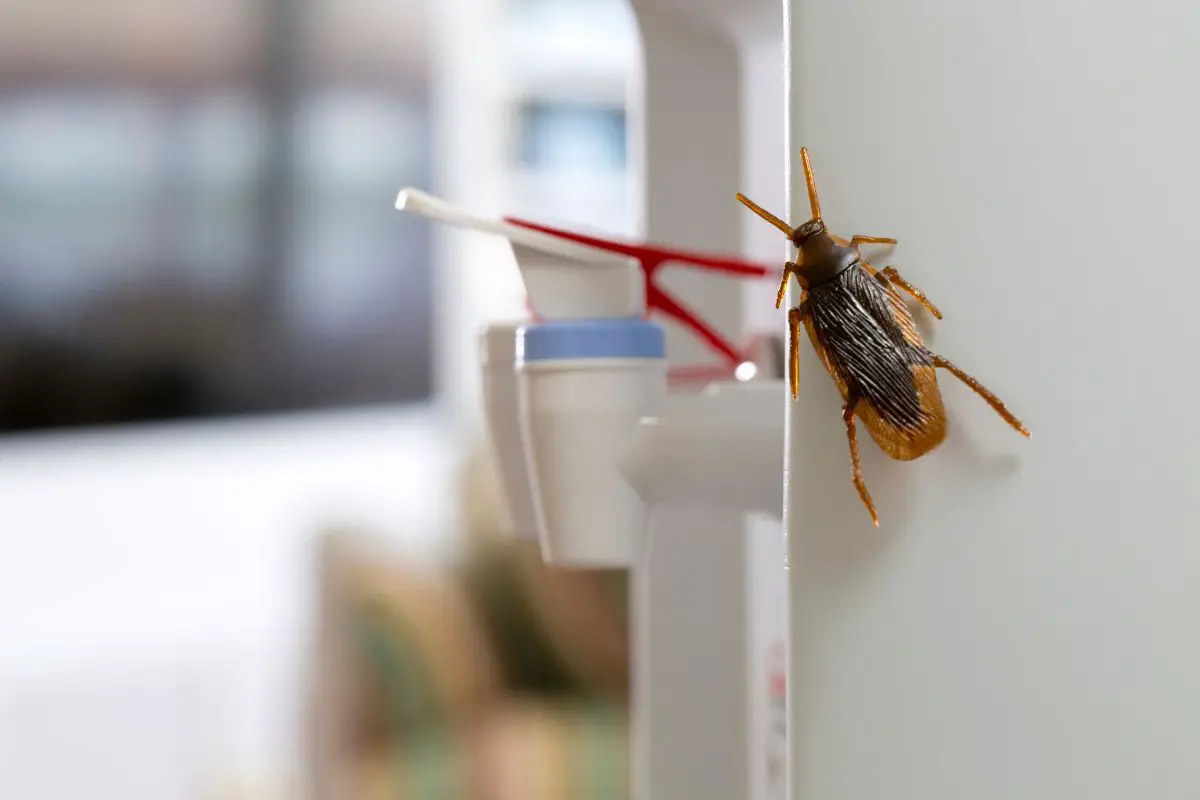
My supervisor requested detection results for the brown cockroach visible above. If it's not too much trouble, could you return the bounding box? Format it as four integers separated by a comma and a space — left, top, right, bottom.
737, 148, 1029, 526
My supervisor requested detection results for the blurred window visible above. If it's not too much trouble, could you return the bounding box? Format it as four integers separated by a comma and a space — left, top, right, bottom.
517, 101, 627, 172
0, 0, 433, 433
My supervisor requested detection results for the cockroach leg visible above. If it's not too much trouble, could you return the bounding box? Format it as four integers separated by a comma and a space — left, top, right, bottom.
786, 301, 808, 400
851, 235, 898, 247
862, 261, 897, 291
775, 260, 800, 309
843, 395, 880, 527
881, 266, 943, 320
932, 355, 1030, 438
834, 233, 896, 250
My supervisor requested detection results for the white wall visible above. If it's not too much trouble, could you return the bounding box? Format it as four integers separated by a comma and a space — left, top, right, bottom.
785, 0, 1200, 797
0, 409, 455, 798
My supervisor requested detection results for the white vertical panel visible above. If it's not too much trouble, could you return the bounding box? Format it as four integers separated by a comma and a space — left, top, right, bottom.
738, 28, 790, 800
628, 6, 748, 800
785, 0, 1200, 797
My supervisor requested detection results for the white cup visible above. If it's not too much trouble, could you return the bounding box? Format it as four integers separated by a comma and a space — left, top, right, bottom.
515, 318, 667, 567
519, 357, 667, 566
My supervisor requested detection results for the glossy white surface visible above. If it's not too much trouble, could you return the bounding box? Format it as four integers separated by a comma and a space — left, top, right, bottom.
785, 0, 1200, 797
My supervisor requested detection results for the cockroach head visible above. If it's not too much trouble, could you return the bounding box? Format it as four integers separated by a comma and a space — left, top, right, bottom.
790, 219, 825, 248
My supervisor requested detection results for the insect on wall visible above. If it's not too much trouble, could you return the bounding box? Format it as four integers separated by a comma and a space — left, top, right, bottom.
736, 148, 1030, 527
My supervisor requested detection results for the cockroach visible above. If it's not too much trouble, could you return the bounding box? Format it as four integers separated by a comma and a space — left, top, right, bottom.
736, 147, 1029, 526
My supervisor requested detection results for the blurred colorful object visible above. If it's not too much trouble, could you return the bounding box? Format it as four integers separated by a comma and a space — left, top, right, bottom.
312, 434, 632, 799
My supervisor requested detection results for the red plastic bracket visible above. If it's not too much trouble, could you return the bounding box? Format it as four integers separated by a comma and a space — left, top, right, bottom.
505, 217, 774, 377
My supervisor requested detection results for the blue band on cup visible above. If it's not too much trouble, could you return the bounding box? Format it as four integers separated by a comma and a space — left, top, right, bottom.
517, 318, 665, 363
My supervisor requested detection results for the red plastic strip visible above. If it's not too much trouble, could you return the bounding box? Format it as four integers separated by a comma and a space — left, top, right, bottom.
504, 217, 773, 369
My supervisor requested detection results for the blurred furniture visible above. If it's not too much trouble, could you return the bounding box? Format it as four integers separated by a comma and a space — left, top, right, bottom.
0, 0, 434, 435
310, 444, 631, 800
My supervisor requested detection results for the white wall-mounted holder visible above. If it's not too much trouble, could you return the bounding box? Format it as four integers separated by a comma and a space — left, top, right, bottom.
783, 0, 1200, 797
398, 174, 786, 800
396, 189, 784, 567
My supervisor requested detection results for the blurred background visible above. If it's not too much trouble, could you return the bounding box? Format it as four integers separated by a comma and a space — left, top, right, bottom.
0, 0, 641, 797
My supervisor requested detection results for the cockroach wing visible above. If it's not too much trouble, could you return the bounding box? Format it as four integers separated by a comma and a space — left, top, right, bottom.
804, 266, 947, 462
858, 362, 947, 461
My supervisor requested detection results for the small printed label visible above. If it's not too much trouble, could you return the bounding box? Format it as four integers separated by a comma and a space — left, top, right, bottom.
765, 641, 787, 799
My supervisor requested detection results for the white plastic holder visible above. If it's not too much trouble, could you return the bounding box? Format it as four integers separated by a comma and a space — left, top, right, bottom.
518, 351, 668, 566
481, 319, 787, 567
512, 314, 784, 568
399, 183, 784, 798
401, 186, 655, 556
401, 188, 786, 563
